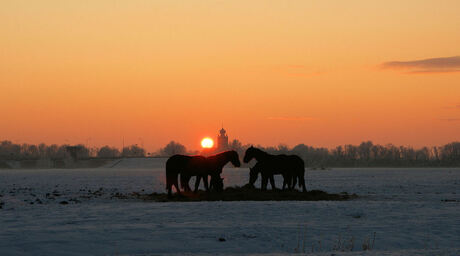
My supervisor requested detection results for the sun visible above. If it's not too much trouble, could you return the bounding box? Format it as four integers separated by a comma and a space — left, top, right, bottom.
201, 137, 214, 148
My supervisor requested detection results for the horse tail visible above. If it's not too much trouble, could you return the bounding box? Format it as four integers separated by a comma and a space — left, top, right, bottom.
165, 159, 170, 190
297, 156, 307, 192
295, 156, 305, 177
165, 156, 178, 190
299, 157, 305, 172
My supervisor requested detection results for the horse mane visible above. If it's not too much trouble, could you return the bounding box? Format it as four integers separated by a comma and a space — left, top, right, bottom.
205, 150, 239, 168
206, 150, 236, 159
252, 147, 270, 159
186, 154, 206, 160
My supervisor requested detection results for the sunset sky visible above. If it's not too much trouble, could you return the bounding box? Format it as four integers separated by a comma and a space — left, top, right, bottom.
1, 1, 459, 151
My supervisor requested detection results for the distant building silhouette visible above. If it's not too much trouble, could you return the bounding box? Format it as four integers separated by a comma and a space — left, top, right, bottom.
216, 127, 229, 152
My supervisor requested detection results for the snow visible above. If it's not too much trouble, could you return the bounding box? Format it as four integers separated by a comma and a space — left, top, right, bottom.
0, 162, 459, 255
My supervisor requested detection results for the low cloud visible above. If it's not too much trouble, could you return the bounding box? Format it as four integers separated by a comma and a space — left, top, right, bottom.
381, 56, 460, 73
267, 116, 314, 121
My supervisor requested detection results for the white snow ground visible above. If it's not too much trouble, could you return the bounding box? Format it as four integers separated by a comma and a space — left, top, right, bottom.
0, 160, 459, 255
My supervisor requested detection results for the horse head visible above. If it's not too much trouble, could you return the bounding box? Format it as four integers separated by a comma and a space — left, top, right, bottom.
243, 146, 257, 163
229, 150, 241, 167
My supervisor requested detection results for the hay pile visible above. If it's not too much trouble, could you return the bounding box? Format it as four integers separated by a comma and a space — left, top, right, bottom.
114, 186, 357, 202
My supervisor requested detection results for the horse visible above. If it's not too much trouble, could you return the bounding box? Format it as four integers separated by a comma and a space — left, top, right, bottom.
285, 154, 306, 191
181, 151, 240, 192
249, 161, 289, 190
243, 146, 306, 192
165, 150, 240, 196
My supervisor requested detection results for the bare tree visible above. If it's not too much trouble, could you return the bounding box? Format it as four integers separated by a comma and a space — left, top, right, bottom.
97, 146, 120, 158
122, 145, 145, 157
160, 141, 187, 156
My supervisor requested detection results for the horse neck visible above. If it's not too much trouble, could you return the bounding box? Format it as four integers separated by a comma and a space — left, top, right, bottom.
254, 149, 269, 162
210, 151, 232, 168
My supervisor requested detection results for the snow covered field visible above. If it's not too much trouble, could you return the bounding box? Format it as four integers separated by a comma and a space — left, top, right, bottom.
0, 161, 459, 255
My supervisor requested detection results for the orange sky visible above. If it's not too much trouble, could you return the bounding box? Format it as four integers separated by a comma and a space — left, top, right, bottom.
1, 1, 459, 151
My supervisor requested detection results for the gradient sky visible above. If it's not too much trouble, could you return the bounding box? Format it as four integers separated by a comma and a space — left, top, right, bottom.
1, 0, 459, 151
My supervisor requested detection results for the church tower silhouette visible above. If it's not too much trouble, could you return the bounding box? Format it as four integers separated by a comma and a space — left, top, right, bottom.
216, 127, 229, 151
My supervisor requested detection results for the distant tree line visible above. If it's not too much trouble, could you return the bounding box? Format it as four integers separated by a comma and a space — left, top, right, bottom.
252, 141, 460, 167
0, 141, 145, 160
0, 140, 458, 167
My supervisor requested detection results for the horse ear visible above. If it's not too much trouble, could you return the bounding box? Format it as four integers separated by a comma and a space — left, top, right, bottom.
250, 145, 253, 149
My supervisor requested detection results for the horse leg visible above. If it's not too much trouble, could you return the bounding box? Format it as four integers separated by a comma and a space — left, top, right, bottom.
173, 182, 181, 195
167, 171, 180, 196
194, 175, 201, 193
282, 174, 290, 190
287, 174, 293, 190
292, 175, 298, 190
286, 174, 292, 190
186, 175, 193, 191
283, 174, 288, 190
186, 178, 192, 191
172, 174, 181, 195
167, 182, 172, 197
203, 175, 209, 192
166, 176, 172, 196
261, 175, 268, 190
179, 175, 184, 190
166, 166, 175, 196
180, 174, 188, 192
269, 175, 276, 190
209, 175, 214, 191
299, 174, 307, 192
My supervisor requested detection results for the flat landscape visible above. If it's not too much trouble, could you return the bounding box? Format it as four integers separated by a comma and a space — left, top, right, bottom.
0, 159, 459, 255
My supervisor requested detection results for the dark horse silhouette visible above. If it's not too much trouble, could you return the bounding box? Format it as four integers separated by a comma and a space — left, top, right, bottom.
244, 146, 306, 192
249, 161, 287, 190
165, 150, 241, 196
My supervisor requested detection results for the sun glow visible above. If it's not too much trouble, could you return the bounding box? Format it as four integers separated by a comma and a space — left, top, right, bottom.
201, 137, 214, 148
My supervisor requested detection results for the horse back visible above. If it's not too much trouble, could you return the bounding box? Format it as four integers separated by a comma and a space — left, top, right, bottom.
268, 154, 304, 174
166, 155, 201, 171
187, 155, 208, 169
167, 154, 189, 166
167, 154, 212, 176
